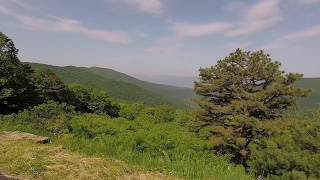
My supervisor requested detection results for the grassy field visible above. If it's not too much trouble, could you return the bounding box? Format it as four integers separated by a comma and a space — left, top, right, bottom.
0, 103, 252, 180
0, 139, 174, 180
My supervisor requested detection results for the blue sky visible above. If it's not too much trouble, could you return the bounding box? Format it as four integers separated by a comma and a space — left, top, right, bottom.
0, 0, 320, 77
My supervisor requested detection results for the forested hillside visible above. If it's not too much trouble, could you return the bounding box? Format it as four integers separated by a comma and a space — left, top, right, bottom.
28, 63, 194, 108
24, 63, 320, 109
86, 67, 195, 104
296, 78, 320, 108
135, 75, 197, 88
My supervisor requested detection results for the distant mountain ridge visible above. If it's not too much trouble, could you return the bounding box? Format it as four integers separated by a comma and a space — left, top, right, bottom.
135, 74, 320, 109
27, 62, 195, 108
27, 62, 319, 109
134, 75, 197, 88
295, 78, 320, 108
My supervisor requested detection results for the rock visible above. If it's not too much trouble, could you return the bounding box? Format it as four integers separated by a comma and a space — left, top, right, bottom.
0, 173, 19, 180
0, 131, 50, 144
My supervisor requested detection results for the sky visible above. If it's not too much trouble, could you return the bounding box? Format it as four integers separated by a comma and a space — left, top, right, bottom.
0, 0, 320, 77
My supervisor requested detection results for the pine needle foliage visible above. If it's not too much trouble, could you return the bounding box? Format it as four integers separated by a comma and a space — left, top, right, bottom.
194, 49, 310, 165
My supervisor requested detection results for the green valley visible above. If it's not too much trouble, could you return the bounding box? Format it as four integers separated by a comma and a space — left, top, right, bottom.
28, 62, 320, 109
296, 78, 320, 108
28, 63, 195, 108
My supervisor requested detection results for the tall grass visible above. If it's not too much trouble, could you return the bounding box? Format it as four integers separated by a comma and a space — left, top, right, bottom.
0, 103, 252, 179
55, 114, 251, 180
59, 136, 250, 179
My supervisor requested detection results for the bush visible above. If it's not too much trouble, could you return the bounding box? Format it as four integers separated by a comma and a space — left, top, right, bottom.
59, 113, 250, 179
248, 110, 320, 179
71, 114, 120, 138
174, 109, 196, 126
119, 102, 144, 120
138, 105, 175, 123
70, 113, 192, 154
64, 84, 120, 117
0, 101, 75, 135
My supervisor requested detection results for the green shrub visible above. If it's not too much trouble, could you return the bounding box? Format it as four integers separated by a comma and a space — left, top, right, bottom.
0, 101, 75, 135
59, 113, 250, 179
64, 84, 120, 117
280, 170, 308, 180
248, 110, 320, 179
138, 105, 175, 123
71, 114, 120, 138
70, 113, 190, 154
119, 102, 144, 120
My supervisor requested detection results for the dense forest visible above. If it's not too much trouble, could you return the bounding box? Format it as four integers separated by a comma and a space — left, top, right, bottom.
1, 32, 319, 180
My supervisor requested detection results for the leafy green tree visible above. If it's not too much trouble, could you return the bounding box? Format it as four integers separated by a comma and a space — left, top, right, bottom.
64, 84, 120, 117
88, 90, 120, 117
32, 69, 66, 102
0, 32, 38, 114
14, 101, 75, 135
194, 49, 310, 165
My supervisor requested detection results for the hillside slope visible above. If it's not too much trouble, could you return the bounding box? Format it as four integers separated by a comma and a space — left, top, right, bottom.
296, 78, 320, 108
27, 62, 319, 109
135, 74, 197, 88
28, 63, 194, 107
87, 67, 195, 105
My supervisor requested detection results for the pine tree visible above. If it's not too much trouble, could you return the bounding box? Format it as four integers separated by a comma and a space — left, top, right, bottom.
194, 49, 310, 165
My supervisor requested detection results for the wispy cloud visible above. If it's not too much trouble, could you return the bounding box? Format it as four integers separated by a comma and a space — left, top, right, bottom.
173, 22, 232, 38
5, 0, 32, 10
297, 0, 320, 5
0, 0, 129, 44
225, 1, 247, 13
121, 0, 163, 15
261, 24, 320, 50
226, 0, 281, 36
172, 0, 281, 38
284, 25, 320, 40
17, 16, 129, 44
144, 46, 178, 55
144, 36, 181, 55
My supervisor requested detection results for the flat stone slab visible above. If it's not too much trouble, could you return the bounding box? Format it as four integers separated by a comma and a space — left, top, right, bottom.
0, 173, 19, 180
0, 131, 50, 144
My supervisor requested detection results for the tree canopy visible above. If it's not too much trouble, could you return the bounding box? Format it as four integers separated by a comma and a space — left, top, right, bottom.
195, 49, 310, 122
32, 69, 66, 102
194, 49, 310, 165
64, 84, 120, 117
0, 32, 120, 117
0, 32, 38, 114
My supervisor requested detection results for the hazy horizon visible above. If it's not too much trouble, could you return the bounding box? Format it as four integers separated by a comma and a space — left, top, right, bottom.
1, 0, 320, 77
